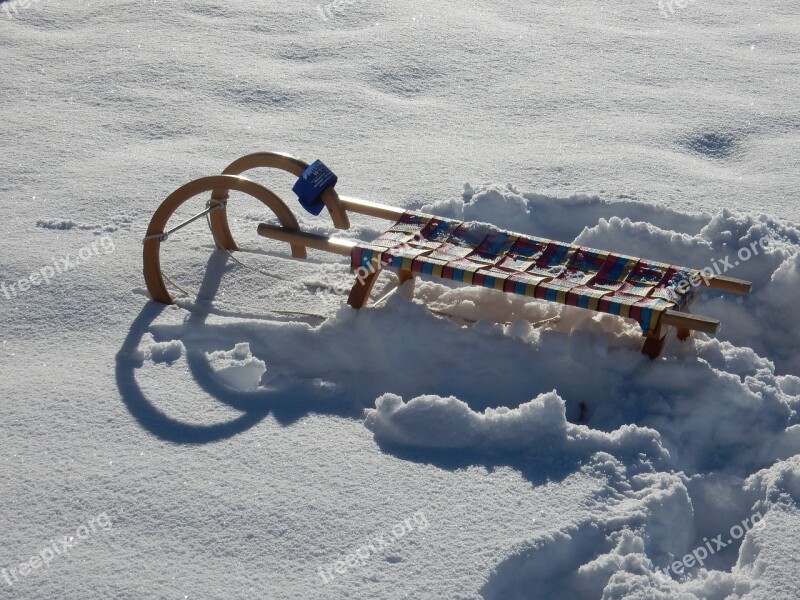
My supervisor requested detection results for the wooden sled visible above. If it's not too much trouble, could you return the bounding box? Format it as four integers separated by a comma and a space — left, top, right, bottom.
143, 152, 752, 359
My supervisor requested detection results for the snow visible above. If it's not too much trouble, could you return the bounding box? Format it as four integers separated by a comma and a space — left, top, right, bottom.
1, 0, 798, 598
205, 342, 267, 392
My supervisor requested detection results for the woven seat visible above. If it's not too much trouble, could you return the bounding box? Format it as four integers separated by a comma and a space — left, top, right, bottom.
352, 211, 697, 334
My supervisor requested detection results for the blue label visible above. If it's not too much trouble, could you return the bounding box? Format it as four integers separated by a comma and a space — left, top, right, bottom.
292, 160, 338, 216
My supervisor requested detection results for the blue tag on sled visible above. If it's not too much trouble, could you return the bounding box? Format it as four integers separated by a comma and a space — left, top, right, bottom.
292, 160, 337, 216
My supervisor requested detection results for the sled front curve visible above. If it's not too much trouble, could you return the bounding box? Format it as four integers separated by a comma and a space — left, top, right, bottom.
209, 151, 350, 234
143, 174, 304, 304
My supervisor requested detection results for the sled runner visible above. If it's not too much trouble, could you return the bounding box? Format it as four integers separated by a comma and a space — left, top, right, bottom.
143, 151, 752, 358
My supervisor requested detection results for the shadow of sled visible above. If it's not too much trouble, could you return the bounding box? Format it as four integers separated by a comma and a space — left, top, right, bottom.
115, 250, 363, 445
117, 253, 655, 490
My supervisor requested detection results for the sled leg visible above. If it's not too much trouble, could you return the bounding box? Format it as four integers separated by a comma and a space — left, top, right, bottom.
347, 268, 382, 309
642, 325, 669, 359
397, 269, 415, 300
643, 309, 720, 357
675, 308, 692, 341
398, 269, 414, 284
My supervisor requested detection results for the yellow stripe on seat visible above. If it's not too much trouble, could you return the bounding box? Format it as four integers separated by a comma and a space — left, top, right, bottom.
619, 302, 632, 319
587, 294, 605, 311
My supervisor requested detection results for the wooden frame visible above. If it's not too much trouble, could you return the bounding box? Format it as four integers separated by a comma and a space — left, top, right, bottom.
143, 175, 304, 304
144, 152, 752, 358
213, 151, 350, 232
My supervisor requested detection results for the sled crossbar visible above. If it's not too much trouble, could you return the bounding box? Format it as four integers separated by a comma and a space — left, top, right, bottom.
143, 151, 752, 358
661, 310, 719, 334
143, 200, 226, 243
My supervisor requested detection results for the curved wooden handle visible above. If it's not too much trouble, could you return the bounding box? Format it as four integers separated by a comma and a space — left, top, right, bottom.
144, 174, 305, 305
211, 151, 350, 231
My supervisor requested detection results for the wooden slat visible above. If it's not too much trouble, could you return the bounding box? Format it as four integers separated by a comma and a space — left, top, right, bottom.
338, 196, 405, 221
661, 310, 719, 334
256, 223, 355, 257
704, 275, 752, 295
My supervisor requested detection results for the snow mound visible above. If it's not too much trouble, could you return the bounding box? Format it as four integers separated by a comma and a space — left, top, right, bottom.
365, 391, 668, 461
205, 343, 266, 392
150, 340, 183, 364
35, 217, 128, 233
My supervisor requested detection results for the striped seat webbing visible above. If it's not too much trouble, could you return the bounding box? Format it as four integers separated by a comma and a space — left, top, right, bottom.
352, 211, 697, 333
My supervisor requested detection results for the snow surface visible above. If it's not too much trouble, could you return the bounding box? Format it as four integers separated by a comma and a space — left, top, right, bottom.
1, 1, 798, 599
